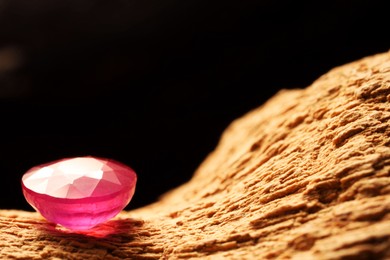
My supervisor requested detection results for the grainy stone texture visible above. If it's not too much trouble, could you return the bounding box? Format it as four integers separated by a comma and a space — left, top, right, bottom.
1, 51, 390, 259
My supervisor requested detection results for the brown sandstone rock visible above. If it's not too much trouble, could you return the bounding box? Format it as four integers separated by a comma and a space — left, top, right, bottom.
1, 51, 390, 259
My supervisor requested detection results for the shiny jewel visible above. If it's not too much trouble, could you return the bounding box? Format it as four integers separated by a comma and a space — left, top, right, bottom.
21, 157, 137, 230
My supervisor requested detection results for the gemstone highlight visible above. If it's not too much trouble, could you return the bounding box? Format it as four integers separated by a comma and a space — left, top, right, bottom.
21, 157, 137, 230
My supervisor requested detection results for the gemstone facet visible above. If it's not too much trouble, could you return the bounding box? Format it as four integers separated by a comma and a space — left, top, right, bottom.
21, 157, 137, 230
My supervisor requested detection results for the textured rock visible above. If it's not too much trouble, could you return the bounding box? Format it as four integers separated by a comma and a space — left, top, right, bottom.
1, 51, 390, 259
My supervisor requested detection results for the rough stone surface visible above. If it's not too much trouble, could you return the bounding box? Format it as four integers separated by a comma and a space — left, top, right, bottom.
1, 51, 390, 259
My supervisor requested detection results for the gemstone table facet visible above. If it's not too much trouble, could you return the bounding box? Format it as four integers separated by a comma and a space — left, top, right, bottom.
21, 157, 137, 230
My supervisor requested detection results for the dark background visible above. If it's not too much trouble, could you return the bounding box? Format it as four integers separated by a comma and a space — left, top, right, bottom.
0, 0, 388, 211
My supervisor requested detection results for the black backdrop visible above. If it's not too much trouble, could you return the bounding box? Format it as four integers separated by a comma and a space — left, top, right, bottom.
0, 0, 388, 211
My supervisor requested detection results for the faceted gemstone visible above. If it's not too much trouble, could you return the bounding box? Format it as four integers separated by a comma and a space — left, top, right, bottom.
21, 157, 137, 230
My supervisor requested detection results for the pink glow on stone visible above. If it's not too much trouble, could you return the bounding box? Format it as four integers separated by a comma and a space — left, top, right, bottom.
21, 157, 137, 230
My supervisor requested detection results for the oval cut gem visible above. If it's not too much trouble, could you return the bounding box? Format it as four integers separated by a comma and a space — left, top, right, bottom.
21, 157, 137, 230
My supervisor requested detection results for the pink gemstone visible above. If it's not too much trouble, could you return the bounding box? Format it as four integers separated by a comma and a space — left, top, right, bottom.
21, 157, 137, 230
